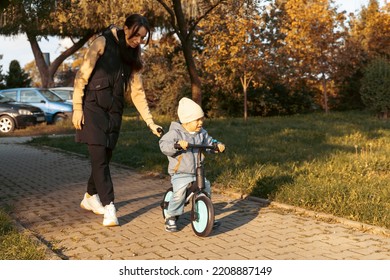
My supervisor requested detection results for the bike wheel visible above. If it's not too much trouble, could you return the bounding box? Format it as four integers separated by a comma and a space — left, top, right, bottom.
191, 194, 214, 237
161, 187, 173, 219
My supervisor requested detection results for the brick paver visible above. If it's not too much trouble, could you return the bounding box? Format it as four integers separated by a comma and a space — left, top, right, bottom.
0, 142, 390, 260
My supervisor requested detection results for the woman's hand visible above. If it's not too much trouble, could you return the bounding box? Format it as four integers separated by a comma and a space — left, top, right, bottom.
72, 110, 84, 130
148, 123, 163, 137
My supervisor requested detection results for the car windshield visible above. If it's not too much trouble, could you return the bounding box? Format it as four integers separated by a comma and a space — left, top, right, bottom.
0, 94, 15, 103
52, 90, 71, 100
40, 89, 64, 102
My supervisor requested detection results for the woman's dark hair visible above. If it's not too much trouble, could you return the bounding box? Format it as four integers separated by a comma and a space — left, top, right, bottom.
118, 14, 151, 72
124, 14, 151, 46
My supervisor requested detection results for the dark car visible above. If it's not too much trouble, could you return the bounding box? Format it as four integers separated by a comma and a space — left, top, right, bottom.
0, 94, 46, 134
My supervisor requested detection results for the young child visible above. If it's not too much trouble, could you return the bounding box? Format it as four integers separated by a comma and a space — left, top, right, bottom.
159, 97, 225, 232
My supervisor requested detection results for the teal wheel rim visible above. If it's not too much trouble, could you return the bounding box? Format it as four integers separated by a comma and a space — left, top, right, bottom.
193, 199, 209, 232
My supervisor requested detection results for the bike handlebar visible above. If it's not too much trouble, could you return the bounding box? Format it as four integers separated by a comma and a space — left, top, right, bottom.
158, 127, 221, 152
174, 143, 218, 151
157, 127, 164, 135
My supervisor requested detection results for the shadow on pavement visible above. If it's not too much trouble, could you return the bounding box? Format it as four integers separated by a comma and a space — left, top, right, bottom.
173, 198, 267, 237
115, 192, 164, 226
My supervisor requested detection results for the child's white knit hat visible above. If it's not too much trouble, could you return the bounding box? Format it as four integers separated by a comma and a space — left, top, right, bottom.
177, 97, 204, 123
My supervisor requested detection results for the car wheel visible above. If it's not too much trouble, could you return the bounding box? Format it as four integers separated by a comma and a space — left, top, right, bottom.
0, 115, 16, 133
53, 114, 66, 124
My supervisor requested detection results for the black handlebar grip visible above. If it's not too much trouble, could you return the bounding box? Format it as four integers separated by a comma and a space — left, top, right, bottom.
157, 127, 164, 135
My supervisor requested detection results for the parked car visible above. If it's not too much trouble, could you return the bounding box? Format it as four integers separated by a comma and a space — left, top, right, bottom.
0, 88, 73, 123
49, 87, 73, 103
0, 94, 46, 134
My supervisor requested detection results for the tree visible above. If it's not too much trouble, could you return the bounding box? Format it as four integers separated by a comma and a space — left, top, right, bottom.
154, 0, 226, 105
5, 60, 31, 88
24, 61, 41, 87
352, 0, 390, 59
330, 19, 367, 111
282, 0, 347, 113
0, 0, 96, 88
332, 0, 390, 111
0, 0, 154, 88
142, 34, 191, 115
1, 0, 228, 105
55, 64, 76, 87
201, 0, 265, 120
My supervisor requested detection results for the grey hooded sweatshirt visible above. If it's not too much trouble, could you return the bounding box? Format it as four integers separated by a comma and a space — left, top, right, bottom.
159, 121, 217, 176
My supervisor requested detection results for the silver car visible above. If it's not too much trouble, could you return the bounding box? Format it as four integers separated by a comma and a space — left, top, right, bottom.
50, 87, 74, 103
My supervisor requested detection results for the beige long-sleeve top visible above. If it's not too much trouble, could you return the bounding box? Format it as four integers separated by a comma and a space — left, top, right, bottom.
72, 28, 154, 127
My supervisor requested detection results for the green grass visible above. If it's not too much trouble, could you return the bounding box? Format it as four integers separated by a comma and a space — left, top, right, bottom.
0, 207, 46, 259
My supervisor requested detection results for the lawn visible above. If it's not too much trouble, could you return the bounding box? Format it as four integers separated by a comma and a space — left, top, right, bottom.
0, 207, 46, 260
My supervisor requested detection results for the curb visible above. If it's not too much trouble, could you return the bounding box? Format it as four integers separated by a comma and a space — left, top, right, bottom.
213, 188, 390, 238
267, 200, 390, 237
11, 217, 62, 260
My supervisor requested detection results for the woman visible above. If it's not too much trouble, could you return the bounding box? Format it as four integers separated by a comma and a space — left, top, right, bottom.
72, 14, 162, 227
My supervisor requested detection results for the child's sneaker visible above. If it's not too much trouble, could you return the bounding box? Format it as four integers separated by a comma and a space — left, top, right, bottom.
165, 217, 178, 232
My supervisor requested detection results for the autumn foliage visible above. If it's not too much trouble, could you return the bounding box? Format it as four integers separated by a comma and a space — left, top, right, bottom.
1, 0, 389, 118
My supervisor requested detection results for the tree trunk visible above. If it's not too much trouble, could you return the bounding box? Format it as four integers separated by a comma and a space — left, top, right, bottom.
182, 39, 202, 105
244, 85, 248, 121
171, 0, 202, 105
27, 33, 50, 87
322, 74, 329, 113
241, 72, 253, 121
157, 0, 225, 106
241, 76, 248, 121
27, 32, 94, 88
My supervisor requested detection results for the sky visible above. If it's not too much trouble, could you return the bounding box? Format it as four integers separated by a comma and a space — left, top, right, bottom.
0, 0, 386, 73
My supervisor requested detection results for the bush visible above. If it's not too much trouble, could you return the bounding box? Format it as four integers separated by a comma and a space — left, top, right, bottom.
360, 57, 390, 119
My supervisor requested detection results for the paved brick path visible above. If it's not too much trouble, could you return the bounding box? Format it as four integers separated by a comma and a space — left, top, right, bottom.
0, 141, 389, 260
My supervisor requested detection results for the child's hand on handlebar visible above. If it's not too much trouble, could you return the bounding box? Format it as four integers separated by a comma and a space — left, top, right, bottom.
217, 143, 225, 153
177, 140, 189, 150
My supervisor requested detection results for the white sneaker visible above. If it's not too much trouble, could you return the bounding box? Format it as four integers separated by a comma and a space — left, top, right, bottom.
80, 193, 105, 215
103, 202, 119, 227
